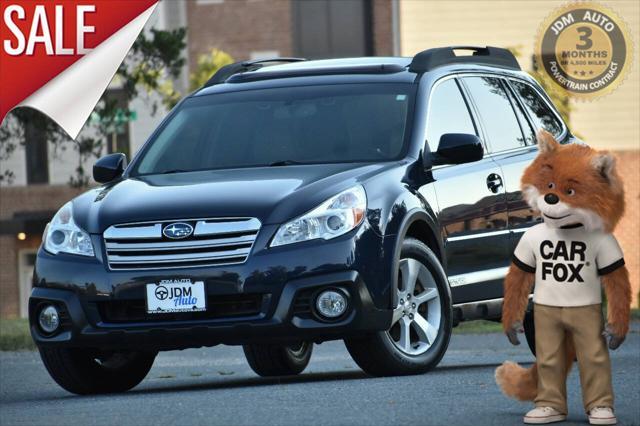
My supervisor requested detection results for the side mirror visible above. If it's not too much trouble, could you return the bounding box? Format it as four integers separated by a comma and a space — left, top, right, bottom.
93, 153, 127, 183
431, 133, 484, 166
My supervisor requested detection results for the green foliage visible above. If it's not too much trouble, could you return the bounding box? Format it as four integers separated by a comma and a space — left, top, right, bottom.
0, 27, 187, 187
453, 320, 503, 334
0, 319, 35, 351
119, 27, 187, 111
190, 48, 235, 91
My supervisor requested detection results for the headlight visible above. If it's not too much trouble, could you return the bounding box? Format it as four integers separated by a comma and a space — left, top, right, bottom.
271, 185, 367, 247
44, 202, 95, 257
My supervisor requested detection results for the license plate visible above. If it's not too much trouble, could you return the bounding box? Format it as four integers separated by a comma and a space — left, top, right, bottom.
146, 279, 206, 314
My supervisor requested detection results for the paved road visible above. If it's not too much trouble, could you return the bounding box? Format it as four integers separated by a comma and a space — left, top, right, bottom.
1, 328, 639, 426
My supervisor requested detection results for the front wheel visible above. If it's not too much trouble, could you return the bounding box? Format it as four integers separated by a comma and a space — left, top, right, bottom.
243, 341, 313, 377
39, 347, 156, 395
345, 238, 452, 376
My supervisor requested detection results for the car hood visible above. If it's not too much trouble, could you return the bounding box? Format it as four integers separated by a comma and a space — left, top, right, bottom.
73, 163, 396, 233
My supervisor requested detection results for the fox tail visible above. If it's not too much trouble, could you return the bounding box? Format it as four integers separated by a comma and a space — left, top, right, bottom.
495, 362, 538, 401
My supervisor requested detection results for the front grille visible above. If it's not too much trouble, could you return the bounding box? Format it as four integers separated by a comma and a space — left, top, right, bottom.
97, 294, 266, 323
103, 217, 261, 270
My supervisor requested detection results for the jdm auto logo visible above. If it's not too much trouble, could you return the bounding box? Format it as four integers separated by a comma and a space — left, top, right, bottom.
163, 222, 193, 239
154, 285, 169, 300
535, 1, 633, 100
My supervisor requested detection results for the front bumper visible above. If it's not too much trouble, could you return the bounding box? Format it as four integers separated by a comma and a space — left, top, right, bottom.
29, 225, 395, 351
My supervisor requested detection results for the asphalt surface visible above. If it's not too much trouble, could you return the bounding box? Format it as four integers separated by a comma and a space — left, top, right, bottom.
1, 327, 638, 426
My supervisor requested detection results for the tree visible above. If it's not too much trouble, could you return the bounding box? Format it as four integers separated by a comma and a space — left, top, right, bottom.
189, 48, 234, 90
0, 27, 187, 187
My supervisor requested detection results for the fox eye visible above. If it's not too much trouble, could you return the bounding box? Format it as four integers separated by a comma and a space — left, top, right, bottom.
548, 183, 555, 189
566, 188, 576, 196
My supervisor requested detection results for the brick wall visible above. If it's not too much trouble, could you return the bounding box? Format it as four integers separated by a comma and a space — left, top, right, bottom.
186, 0, 294, 70
372, 0, 393, 56
0, 235, 20, 318
186, 0, 393, 72
0, 185, 84, 318
612, 151, 640, 307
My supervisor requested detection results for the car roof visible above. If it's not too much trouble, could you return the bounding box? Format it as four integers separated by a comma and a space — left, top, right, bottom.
193, 54, 536, 98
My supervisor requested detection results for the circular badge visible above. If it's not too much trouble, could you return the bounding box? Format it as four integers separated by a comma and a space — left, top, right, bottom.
535, 2, 633, 100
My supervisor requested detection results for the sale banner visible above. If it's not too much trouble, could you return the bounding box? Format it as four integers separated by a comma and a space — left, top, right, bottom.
0, 0, 158, 138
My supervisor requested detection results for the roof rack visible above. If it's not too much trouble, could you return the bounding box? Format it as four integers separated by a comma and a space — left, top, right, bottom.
408, 46, 520, 73
203, 57, 307, 87
227, 63, 405, 84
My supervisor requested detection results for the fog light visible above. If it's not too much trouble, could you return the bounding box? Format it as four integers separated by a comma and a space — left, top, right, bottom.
38, 305, 60, 334
315, 290, 347, 319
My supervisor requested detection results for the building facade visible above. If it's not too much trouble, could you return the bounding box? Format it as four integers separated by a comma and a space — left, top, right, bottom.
186, 0, 394, 66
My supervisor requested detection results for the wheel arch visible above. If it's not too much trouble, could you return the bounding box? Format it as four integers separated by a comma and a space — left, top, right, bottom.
388, 208, 445, 309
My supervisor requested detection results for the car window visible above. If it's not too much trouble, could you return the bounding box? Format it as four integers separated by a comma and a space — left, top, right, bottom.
426, 79, 476, 152
506, 84, 536, 145
510, 80, 563, 138
132, 83, 416, 175
462, 76, 526, 152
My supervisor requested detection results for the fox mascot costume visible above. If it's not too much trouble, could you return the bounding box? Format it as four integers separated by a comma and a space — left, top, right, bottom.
495, 131, 631, 425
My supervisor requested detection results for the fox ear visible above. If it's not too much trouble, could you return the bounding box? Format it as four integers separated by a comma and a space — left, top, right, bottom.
537, 130, 559, 153
592, 152, 616, 182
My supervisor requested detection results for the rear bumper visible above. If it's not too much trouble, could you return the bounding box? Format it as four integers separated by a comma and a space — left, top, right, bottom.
30, 270, 392, 351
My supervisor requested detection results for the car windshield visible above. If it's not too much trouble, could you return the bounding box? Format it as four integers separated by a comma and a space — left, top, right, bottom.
132, 83, 415, 176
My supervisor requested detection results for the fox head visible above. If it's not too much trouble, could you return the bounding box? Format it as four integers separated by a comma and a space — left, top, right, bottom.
521, 131, 625, 233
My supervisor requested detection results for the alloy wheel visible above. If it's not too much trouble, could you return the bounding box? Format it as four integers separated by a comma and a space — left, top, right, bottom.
386, 258, 441, 356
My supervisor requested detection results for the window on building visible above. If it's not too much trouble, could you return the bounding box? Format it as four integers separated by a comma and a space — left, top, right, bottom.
462, 77, 526, 153
24, 111, 49, 184
426, 79, 477, 152
510, 80, 563, 139
293, 0, 372, 59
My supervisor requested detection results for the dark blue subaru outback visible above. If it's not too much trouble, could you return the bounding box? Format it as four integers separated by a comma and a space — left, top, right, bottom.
30, 46, 574, 394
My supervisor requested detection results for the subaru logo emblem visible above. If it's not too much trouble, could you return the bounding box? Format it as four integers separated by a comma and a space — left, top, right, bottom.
163, 222, 193, 239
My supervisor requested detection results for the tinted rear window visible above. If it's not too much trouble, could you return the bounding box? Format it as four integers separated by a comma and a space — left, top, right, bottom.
510, 80, 563, 138
463, 76, 526, 152
133, 84, 415, 176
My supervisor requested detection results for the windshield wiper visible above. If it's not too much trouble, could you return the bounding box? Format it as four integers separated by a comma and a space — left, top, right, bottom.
268, 160, 304, 167
159, 169, 189, 174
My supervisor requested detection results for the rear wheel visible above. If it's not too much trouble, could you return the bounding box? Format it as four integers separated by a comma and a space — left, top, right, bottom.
39, 347, 156, 395
243, 341, 312, 377
345, 238, 452, 376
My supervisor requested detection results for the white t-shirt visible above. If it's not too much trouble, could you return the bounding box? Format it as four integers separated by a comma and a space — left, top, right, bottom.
513, 223, 625, 307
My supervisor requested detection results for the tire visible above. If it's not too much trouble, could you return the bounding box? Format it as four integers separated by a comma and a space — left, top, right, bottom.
523, 309, 536, 356
243, 341, 312, 377
345, 238, 452, 376
38, 347, 156, 395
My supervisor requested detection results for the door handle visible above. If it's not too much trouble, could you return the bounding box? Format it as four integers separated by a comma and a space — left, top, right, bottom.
486, 173, 503, 193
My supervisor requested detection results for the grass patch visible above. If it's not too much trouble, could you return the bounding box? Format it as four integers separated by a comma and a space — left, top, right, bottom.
0, 318, 36, 351
453, 320, 503, 334
455, 309, 640, 335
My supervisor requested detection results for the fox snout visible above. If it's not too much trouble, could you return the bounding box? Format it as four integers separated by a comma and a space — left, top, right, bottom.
544, 193, 559, 205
